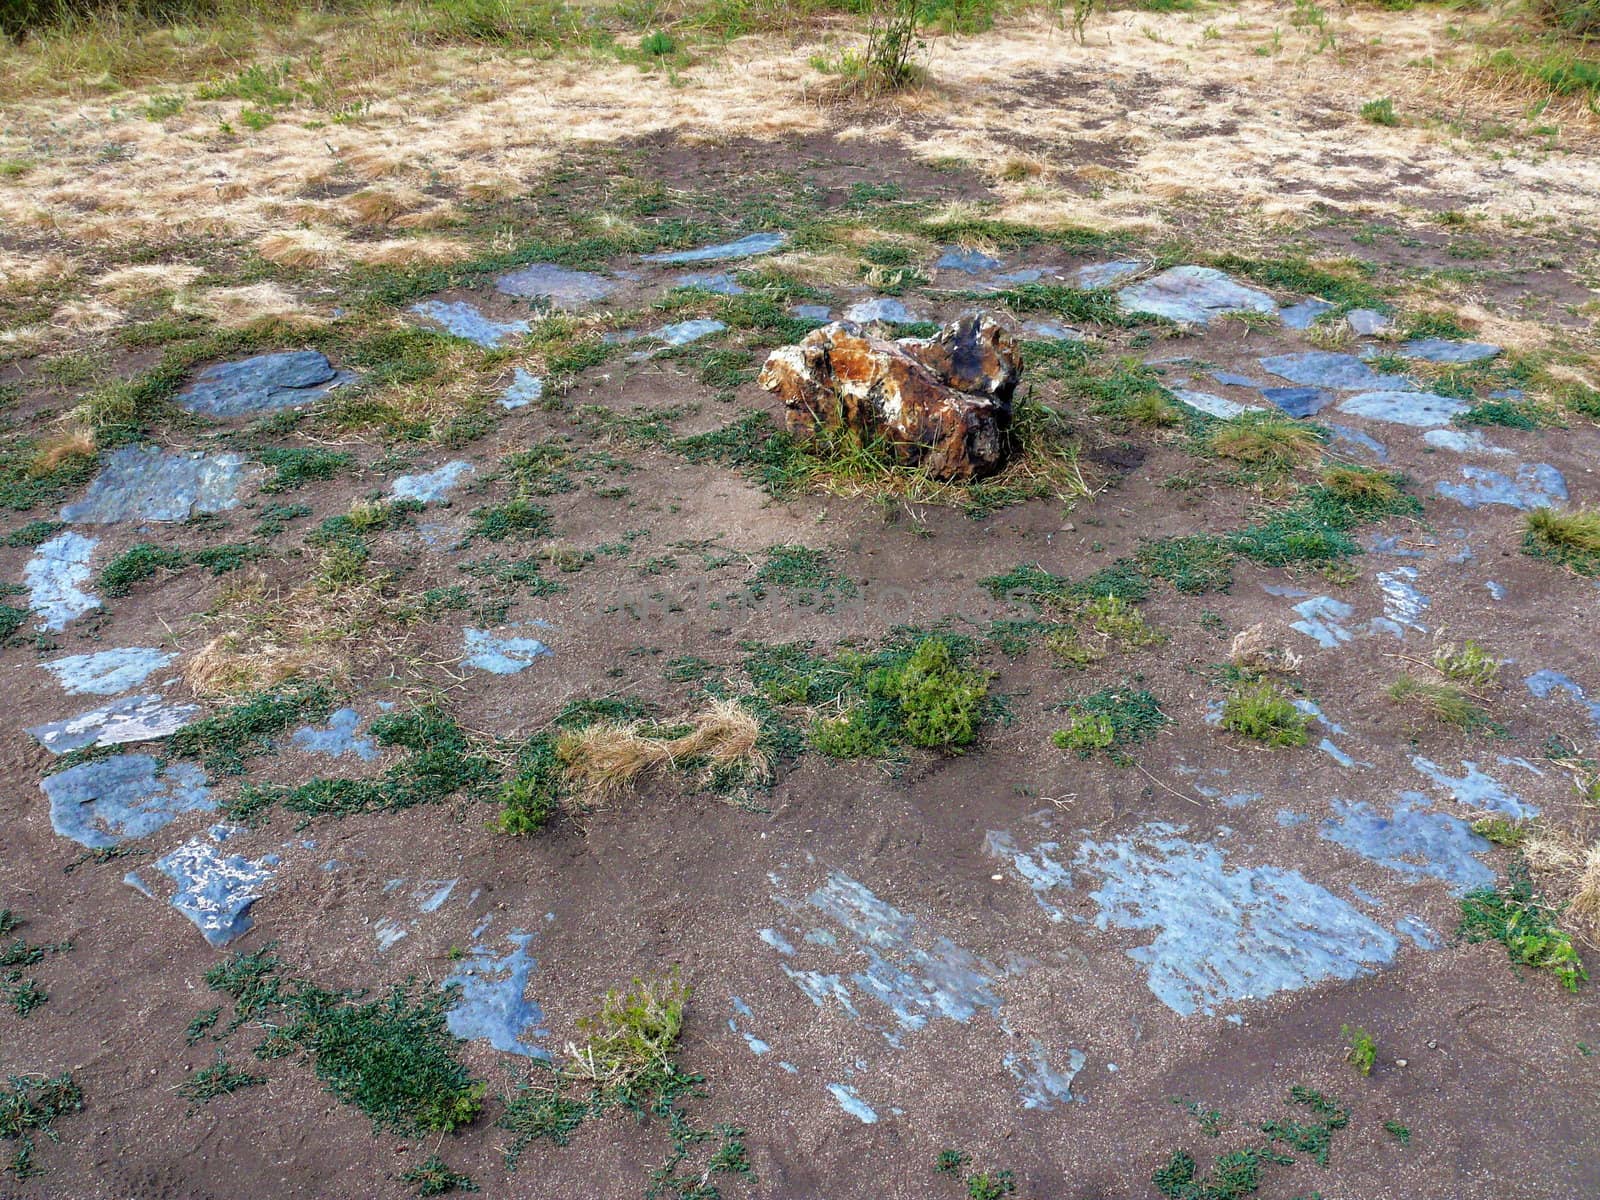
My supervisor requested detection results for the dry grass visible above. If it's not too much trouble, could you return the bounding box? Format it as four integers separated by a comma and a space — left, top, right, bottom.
29, 426, 96, 476
347, 236, 472, 266
174, 282, 317, 327
1208, 412, 1324, 473
556, 698, 768, 808
1524, 829, 1600, 939
258, 228, 347, 269
1228, 622, 1303, 676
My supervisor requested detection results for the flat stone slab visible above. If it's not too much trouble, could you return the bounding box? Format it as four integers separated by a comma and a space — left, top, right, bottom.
649, 318, 727, 346
1261, 386, 1331, 418
1279, 298, 1335, 330
1327, 423, 1388, 461
1346, 308, 1392, 336
1423, 428, 1509, 455
443, 931, 551, 1058
390, 460, 474, 503
1258, 352, 1411, 391
842, 298, 920, 324
1337, 390, 1468, 427
643, 232, 788, 264
1117, 266, 1277, 325
1074, 260, 1141, 288
43, 647, 175, 695
495, 263, 618, 307
1169, 389, 1263, 419
673, 271, 746, 295
291, 708, 379, 761
1435, 463, 1567, 510
61, 445, 258, 524
499, 368, 544, 410
1022, 320, 1082, 342
789, 304, 833, 323
462, 627, 553, 674
24, 532, 100, 632
935, 247, 1002, 274
41, 754, 212, 848
1526, 669, 1600, 734
29, 694, 200, 755
1412, 756, 1537, 820
410, 299, 531, 348
1320, 795, 1493, 894
1400, 338, 1501, 364
176, 350, 350, 417
155, 825, 277, 947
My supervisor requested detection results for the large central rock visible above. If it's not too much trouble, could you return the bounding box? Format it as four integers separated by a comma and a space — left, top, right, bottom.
758, 315, 1022, 481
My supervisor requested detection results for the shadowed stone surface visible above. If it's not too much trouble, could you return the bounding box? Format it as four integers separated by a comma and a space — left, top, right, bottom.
25, 531, 100, 631
790, 304, 833, 322
43, 647, 174, 695
462, 627, 554, 674
842, 297, 920, 324
1259, 352, 1411, 391
1337, 390, 1468, 427
1022, 319, 1081, 342
390, 460, 474, 503
1005, 1041, 1086, 1110
410, 299, 531, 348
1327, 424, 1389, 460
1117, 266, 1277, 325
1073, 823, 1398, 1016
443, 931, 551, 1058
1401, 338, 1501, 364
1320, 795, 1494, 893
494, 263, 618, 306
61, 445, 258, 524
41, 754, 211, 848
499, 368, 544, 410
28, 693, 200, 754
1279, 298, 1335, 329
1435, 463, 1567, 510
643, 232, 787, 264
760, 315, 1020, 481
936, 247, 1002, 274
155, 825, 277, 947
674, 270, 746, 294
176, 350, 350, 416
1261, 386, 1331, 418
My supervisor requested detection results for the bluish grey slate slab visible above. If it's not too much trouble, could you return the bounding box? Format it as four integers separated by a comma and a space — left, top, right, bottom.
1345, 308, 1392, 335
1261, 386, 1331, 418
494, 263, 618, 305
1423, 428, 1507, 455
43, 647, 174, 695
1004, 1041, 1084, 1110
1320, 795, 1493, 893
28, 693, 200, 754
410, 299, 531, 348
1411, 756, 1537, 819
1258, 352, 1411, 390
842, 297, 920, 324
827, 1084, 878, 1124
1117, 266, 1277, 325
443, 931, 551, 1058
935, 247, 1002, 273
1022, 319, 1081, 342
1525, 669, 1600, 732
1377, 566, 1429, 631
177, 350, 350, 416
1337, 390, 1468, 427
24, 532, 100, 632
789, 304, 833, 322
650, 319, 726, 346
156, 826, 276, 947
291, 708, 378, 761
390, 460, 474, 503
1435, 463, 1567, 510
61, 445, 258, 524
499, 368, 544, 410
1210, 370, 1267, 389
462, 627, 553, 674
1279, 298, 1335, 329
1401, 337, 1501, 364
1074, 260, 1141, 288
1327, 423, 1388, 460
1169, 389, 1263, 419
1074, 823, 1397, 1016
643, 232, 787, 264
41, 754, 212, 848
673, 271, 746, 295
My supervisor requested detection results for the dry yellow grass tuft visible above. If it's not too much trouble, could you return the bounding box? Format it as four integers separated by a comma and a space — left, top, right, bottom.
29, 427, 96, 476
174, 282, 317, 327
348, 236, 471, 266
344, 185, 429, 225
556, 699, 768, 808
258, 227, 347, 268
1523, 830, 1600, 938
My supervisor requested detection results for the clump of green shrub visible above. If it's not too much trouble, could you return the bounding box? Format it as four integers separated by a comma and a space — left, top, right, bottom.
1220, 681, 1308, 748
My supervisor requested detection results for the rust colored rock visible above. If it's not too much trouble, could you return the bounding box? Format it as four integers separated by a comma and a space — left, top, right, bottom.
757, 314, 1022, 481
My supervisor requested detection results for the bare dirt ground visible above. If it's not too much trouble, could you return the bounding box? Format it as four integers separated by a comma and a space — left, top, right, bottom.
2, 5, 1598, 1199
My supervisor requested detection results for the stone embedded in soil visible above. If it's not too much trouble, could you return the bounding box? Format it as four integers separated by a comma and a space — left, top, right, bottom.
28, 693, 200, 755
1279, 298, 1335, 329
494, 263, 618, 306
649, 318, 727, 346
827, 1084, 878, 1124
1021, 319, 1081, 342
841, 297, 921, 324
499, 368, 544, 410
1346, 308, 1393, 336
1336, 390, 1467, 427
1320, 795, 1494, 894
1327, 423, 1388, 461
1377, 566, 1429, 632
1261, 386, 1331, 418
1434, 463, 1567, 510
642, 232, 788, 264
43, 647, 175, 695
1005, 1041, 1086, 1110
1169, 389, 1263, 420
1210, 369, 1267, 389
789, 304, 833, 323
390, 460, 474, 503
24, 531, 100, 632
155, 825, 277, 947
1258, 351, 1411, 391
41, 754, 212, 848
291, 708, 379, 761
1117, 266, 1277, 326
1411, 756, 1537, 820
935, 247, 1003, 274
61, 444, 259, 524
1400, 337, 1501, 364
1423, 428, 1509, 455
1525, 669, 1600, 733
759, 314, 1021, 481
176, 349, 351, 417
410, 299, 531, 348
443, 931, 551, 1058
673, 270, 746, 295
462, 627, 553, 674
1074, 260, 1141, 288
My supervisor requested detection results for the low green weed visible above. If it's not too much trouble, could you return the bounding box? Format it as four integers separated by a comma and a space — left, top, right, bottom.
1459, 865, 1586, 992
1220, 682, 1308, 748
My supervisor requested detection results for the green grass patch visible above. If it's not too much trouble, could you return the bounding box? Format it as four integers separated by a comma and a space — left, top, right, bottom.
810, 634, 991, 758
167, 681, 336, 778
1220, 681, 1308, 748
1524, 506, 1600, 576
402, 1155, 479, 1196
1053, 687, 1169, 763
1, 519, 64, 548
0, 1073, 84, 1181
256, 446, 354, 492
1459, 864, 1586, 993
1454, 397, 1549, 430
1387, 673, 1502, 735
179, 1052, 264, 1106
1342, 1024, 1376, 1076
